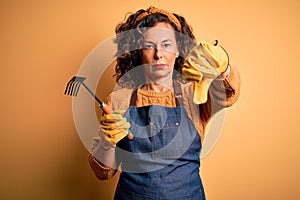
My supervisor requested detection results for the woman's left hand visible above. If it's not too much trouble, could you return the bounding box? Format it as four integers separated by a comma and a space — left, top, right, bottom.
181, 41, 229, 104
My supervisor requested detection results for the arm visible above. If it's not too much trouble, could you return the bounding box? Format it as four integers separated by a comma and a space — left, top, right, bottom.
212, 64, 241, 107
88, 138, 118, 180
199, 64, 241, 124
88, 94, 128, 180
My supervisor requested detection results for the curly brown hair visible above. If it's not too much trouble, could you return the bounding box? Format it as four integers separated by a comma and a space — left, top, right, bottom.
114, 7, 196, 87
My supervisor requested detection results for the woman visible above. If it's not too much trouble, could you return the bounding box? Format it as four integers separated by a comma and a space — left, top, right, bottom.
89, 6, 240, 200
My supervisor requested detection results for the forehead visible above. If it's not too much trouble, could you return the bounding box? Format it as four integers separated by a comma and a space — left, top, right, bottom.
144, 22, 176, 42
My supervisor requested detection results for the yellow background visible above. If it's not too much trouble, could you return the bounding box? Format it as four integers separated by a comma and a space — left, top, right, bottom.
1, 0, 300, 199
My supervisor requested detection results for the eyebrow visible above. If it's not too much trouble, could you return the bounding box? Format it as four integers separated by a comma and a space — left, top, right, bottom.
143, 39, 174, 43
162, 39, 173, 43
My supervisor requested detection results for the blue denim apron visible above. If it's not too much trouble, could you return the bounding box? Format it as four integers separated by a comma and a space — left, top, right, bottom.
114, 87, 205, 200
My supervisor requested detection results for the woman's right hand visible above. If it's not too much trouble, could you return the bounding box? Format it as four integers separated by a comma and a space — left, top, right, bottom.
99, 110, 131, 147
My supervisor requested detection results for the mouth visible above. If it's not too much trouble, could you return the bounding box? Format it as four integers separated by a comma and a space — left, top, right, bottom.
152, 64, 168, 69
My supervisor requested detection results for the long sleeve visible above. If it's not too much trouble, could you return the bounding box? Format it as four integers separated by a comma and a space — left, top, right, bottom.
199, 65, 241, 133
88, 88, 134, 180
88, 153, 118, 180
88, 135, 119, 180
88, 95, 119, 181
210, 65, 241, 108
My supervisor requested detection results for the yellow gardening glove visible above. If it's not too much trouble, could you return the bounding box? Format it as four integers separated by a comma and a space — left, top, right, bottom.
182, 41, 229, 104
99, 110, 131, 147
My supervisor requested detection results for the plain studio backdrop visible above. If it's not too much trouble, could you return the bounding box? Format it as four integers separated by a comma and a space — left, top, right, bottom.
0, 0, 299, 199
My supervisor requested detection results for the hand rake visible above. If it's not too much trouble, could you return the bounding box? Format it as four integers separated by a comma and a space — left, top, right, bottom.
64, 76, 112, 114
64, 76, 134, 140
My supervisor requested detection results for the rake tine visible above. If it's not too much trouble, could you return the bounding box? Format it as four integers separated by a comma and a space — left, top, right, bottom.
73, 76, 86, 96
69, 80, 77, 96
67, 76, 77, 96
74, 81, 82, 96
64, 77, 74, 95
67, 80, 74, 96
72, 81, 78, 96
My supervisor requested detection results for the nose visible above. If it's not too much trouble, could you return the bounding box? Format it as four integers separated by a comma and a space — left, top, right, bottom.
154, 48, 163, 60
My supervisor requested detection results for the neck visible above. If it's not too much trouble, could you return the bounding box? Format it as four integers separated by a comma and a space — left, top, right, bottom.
142, 70, 173, 92
140, 82, 172, 93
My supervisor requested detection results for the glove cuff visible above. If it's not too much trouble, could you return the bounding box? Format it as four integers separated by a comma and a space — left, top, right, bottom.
97, 129, 115, 150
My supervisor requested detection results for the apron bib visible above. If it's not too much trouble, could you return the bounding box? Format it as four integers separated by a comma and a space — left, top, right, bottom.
114, 103, 205, 200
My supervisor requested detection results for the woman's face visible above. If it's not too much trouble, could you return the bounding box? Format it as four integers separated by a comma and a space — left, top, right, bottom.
141, 22, 178, 82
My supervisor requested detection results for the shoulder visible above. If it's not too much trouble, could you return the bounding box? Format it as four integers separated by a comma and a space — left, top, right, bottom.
174, 80, 197, 113
181, 81, 193, 95
107, 87, 133, 110
174, 79, 194, 99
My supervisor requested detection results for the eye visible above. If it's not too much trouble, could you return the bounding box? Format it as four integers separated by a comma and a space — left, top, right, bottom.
162, 43, 172, 48
143, 43, 155, 49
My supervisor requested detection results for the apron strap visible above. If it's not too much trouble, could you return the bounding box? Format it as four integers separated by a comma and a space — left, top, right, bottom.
173, 80, 183, 107
129, 88, 138, 106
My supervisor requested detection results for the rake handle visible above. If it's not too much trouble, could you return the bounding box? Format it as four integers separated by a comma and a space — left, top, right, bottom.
81, 82, 133, 140
81, 82, 112, 114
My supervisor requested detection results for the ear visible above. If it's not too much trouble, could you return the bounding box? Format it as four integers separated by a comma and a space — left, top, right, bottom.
176, 51, 179, 58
